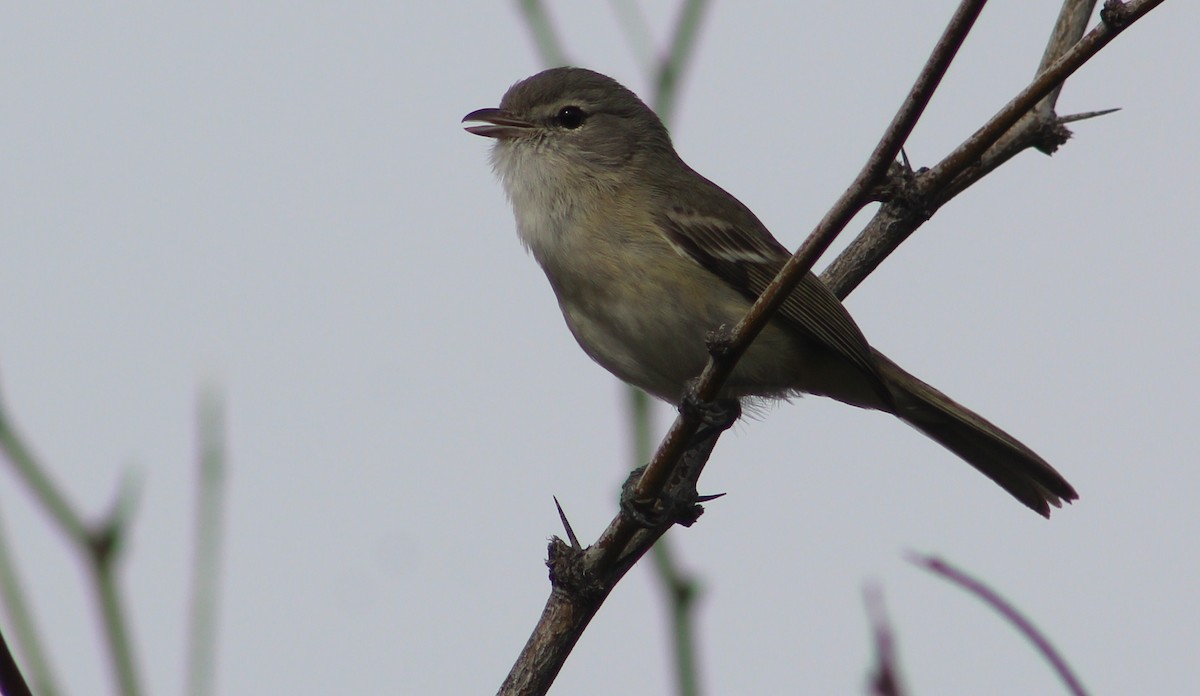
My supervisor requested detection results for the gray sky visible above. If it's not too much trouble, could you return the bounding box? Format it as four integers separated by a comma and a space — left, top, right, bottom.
1, 2, 1197, 695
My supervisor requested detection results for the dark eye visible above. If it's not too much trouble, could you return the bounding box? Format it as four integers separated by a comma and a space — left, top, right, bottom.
554, 106, 587, 129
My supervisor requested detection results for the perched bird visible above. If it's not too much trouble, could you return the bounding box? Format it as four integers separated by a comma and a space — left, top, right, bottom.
463, 67, 1077, 516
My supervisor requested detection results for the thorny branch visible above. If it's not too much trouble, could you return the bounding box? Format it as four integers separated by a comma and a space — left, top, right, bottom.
499, 2, 1164, 694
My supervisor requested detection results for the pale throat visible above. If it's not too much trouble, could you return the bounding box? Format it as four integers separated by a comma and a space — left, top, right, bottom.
491, 139, 610, 269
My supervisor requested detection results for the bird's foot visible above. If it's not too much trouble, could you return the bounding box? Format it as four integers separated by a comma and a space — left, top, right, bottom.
620, 465, 723, 529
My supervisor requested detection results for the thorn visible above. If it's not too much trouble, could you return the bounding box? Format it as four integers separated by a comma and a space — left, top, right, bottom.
553, 496, 581, 550
1058, 107, 1120, 124
91, 465, 143, 561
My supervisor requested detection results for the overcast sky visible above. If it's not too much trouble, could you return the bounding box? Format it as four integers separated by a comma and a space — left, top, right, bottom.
1, 2, 1197, 695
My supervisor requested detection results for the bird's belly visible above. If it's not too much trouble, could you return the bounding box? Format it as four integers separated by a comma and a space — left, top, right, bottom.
555, 266, 811, 403
560, 296, 711, 402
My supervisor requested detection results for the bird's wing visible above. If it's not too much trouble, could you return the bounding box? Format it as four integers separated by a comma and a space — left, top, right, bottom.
658, 204, 882, 384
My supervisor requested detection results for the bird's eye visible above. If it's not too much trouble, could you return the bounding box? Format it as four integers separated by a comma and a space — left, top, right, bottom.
554, 106, 587, 129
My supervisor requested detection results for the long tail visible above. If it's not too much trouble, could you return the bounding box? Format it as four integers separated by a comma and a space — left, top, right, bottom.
873, 351, 1078, 517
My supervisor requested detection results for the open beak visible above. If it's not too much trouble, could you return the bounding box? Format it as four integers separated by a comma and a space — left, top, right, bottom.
462, 108, 535, 139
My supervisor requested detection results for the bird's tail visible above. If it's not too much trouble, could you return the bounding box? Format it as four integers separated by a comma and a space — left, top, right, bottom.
873, 350, 1078, 517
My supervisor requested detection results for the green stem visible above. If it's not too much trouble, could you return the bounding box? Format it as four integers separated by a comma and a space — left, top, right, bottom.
185, 391, 227, 696
0, 510, 60, 696
516, 0, 568, 67
0, 405, 89, 545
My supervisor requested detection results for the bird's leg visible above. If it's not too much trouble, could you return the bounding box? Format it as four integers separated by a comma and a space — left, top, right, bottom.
681, 390, 742, 447
619, 386, 739, 529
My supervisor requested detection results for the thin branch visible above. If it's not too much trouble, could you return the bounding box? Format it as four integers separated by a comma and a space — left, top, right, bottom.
515, 0, 568, 68
607, 0, 657, 79
0, 398, 90, 546
498, 4, 990, 694
0, 509, 60, 696
652, 0, 710, 124
499, 1, 1165, 693
498, 436, 719, 696
1034, 0, 1100, 121
0, 388, 145, 696
0, 622, 33, 696
910, 554, 1089, 696
185, 389, 227, 696
649, 529, 702, 696
823, 0, 1163, 298
922, 0, 1157, 195
863, 584, 906, 696
89, 521, 142, 696
606, 0, 990, 573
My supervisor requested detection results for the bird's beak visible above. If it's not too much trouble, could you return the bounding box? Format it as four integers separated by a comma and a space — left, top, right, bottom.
462, 108, 534, 139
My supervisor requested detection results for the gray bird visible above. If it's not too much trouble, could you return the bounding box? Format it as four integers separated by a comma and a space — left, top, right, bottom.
464, 67, 1077, 516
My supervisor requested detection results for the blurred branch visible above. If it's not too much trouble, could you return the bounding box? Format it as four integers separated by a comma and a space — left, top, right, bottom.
652, 0, 709, 124
0, 509, 59, 696
0, 622, 34, 696
88, 471, 143, 696
516, 0, 568, 67
608, 1, 656, 77
863, 584, 906, 696
648, 538, 702, 696
0, 397, 90, 546
911, 554, 1089, 696
185, 389, 227, 696
0, 387, 145, 696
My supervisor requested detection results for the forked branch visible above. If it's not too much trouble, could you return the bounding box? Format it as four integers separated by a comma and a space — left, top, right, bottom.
498, 2, 1165, 694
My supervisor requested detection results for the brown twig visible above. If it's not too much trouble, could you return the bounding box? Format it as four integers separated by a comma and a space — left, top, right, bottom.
498, 2, 988, 693
499, 1, 1165, 693
823, 0, 1163, 298
606, 0, 991, 573
910, 554, 1089, 696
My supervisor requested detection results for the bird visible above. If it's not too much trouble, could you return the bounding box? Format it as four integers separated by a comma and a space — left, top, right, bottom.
463, 67, 1077, 517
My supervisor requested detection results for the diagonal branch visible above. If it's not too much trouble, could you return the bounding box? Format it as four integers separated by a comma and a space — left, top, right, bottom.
516, 0, 568, 67
823, 0, 1163, 298
0, 621, 33, 696
498, 2, 989, 693
0, 510, 55, 696
911, 554, 1089, 696
606, 0, 991, 574
0, 387, 145, 696
499, 1, 1165, 694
